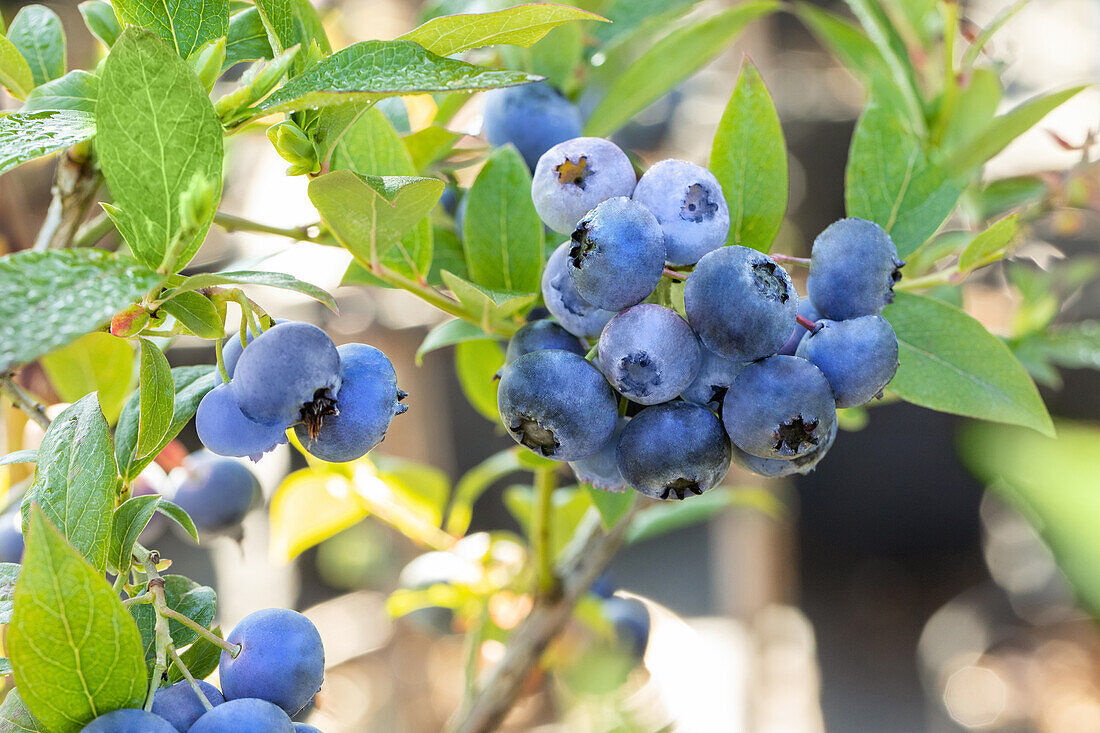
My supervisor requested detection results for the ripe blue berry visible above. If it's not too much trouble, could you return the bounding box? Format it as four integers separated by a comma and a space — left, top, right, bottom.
616, 401, 731, 501
232, 322, 342, 428
541, 242, 617, 339
796, 314, 899, 407
79, 709, 176, 733
685, 245, 798, 361
151, 680, 225, 732
0, 509, 24, 563
167, 451, 262, 535
597, 304, 700, 405
567, 197, 665, 311
722, 355, 837, 461
631, 159, 730, 266
730, 421, 837, 478
532, 137, 636, 234
497, 349, 618, 461
294, 724, 323, 733
294, 344, 407, 463
569, 417, 630, 492
482, 82, 583, 170
807, 218, 905, 320
679, 347, 746, 411
222, 318, 289, 378
188, 698, 294, 733
219, 608, 325, 716
778, 300, 820, 356
195, 383, 288, 460
603, 596, 650, 659
505, 320, 585, 366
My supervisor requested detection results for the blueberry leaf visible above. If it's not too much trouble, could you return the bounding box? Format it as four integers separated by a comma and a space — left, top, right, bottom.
131, 575, 216, 670
415, 319, 490, 365
584, 1, 778, 138
0, 35, 35, 99
445, 449, 526, 536
0, 562, 20, 624
253, 0, 330, 57
710, 59, 787, 253
462, 146, 543, 294
0, 451, 36, 467
113, 0, 230, 59
627, 486, 782, 544
8, 507, 147, 730
107, 494, 161, 577
224, 7, 274, 70
0, 110, 96, 177
845, 99, 962, 258
153, 499, 199, 542
399, 4, 607, 57
160, 291, 225, 339
135, 339, 175, 460
97, 28, 224, 272
958, 213, 1019, 272
269, 469, 367, 563
168, 270, 337, 313
1011, 321, 1100, 391
504, 484, 591, 561
7, 5, 66, 86
20, 69, 98, 113
884, 292, 1055, 436
584, 486, 634, 530
260, 40, 541, 114
455, 339, 505, 425
79, 0, 123, 48
20, 395, 118, 571
39, 332, 136, 426
440, 270, 537, 327
0, 688, 44, 733
936, 68, 1001, 157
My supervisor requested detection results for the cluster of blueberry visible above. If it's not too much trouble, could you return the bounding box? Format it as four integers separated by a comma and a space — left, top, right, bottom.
497, 137, 902, 499
196, 321, 407, 463
82, 608, 325, 732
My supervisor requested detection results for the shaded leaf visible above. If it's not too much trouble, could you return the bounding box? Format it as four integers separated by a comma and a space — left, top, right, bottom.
0, 687, 42, 732
445, 448, 525, 536
107, 494, 160, 576
840, 0, 925, 129
1012, 321, 1100, 390
455, 339, 504, 423
0, 110, 96, 177
21, 70, 98, 113
165, 626, 223, 684
253, 0, 330, 57
584, 485, 634, 530
399, 4, 606, 57
7, 5, 66, 86
0, 562, 20, 623
40, 332, 135, 425
131, 575, 216, 669
416, 319, 490, 365
627, 486, 782, 544
440, 270, 536, 327
225, 6, 273, 69
78, 1, 123, 48
154, 499, 198, 542
113, 0, 230, 59
136, 339, 174, 459
168, 270, 337, 312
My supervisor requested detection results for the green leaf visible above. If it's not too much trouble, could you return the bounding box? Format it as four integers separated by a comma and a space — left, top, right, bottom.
0, 562, 20, 623
107, 494, 161, 576
884, 292, 1054, 436
526, 22, 582, 93
584, 485, 634, 530
0, 249, 161, 372
8, 507, 146, 731
310, 169, 443, 278
373, 455, 451, 529
21, 70, 98, 113
0, 688, 43, 732
440, 270, 537, 326
416, 319, 490, 365
462, 146, 543, 293
253, 0, 331, 57
455, 339, 504, 423
20, 396, 117, 570
260, 40, 541, 114
504, 484, 591, 561
332, 105, 418, 176
584, 2, 777, 138
78, 1, 123, 47
627, 486, 782, 544
444, 448, 524, 536
0, 35, 35, 99
959, 421, 1100, 615
39, 332, 136, 425
135, 339, 174, 460
0, 110, 96, 177
1012, 321, 1100, 390
0, 450, 36, 466
399, 4, 606, 57
97, 28, 224, 272
7, 5, 66, 86
168, 270, 337, 312
958, 213, 1019, 272
428, 226, 467, 285
225, 7, 274, 70
709, 59, 787, 252
404, 126, 461, 173
131, 575, 216, 668
154, 499, 199, 542
937, 68, 1001, 156
845, 99, 962, 257
165, 626, 223, 684
946, 86, 1086, 175
977, 176, 1048, 220
113, 0, 230, 59
114, 366, 218, 481
160, 291, 225, 338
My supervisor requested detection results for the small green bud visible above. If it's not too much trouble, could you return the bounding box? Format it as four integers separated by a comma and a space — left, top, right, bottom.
189, 37, 226, 92
179, 174, 218, 234
268, 121, 320, 176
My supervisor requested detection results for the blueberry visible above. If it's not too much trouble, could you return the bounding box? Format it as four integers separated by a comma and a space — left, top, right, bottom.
151, 680, 225, 732
439, 185, 459, 217
567, 197, 665, 311
679, 347, 746, 411
597, 304, 700, 405
483, 82, 584, 170
531, 137, 636, 234
293, 725, 323, 733
0, 508, 24, 563
590, 574, 615, 599
722, 355, 837, 461
294, 344, 407, 463
685, 245, 798, 361
505, 320, 585, 366
219, 608, 325, 716
807, 218, 905, 320
730, 421, 837, 478
541, 242, 617, 339
497, 349, 618, 461
569, 417, 630, 492
616, 401, 731, 501
795, 314, 899, 407
167, 451, 262, 535
603, 596, 650, 659
222, 318, 289, 378
195, 382, 288, 460
232, 322, 342, 429
631, 159, 730, 266
187, 698, 294, 733
777, 300, 820, 356
79, 709, 176, 733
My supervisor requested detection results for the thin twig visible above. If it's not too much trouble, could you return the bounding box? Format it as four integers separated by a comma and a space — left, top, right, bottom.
168, 645, 215, 712
1, 375, 51, 430
32, 146, 102, 252
771, 254, 811, 267
161, 607, 242, 657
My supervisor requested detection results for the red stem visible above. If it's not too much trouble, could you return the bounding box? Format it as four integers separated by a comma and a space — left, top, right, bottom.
796, 314, 821, 333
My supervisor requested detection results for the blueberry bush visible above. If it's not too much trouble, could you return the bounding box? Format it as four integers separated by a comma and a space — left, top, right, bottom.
0, 0, 1093, 730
